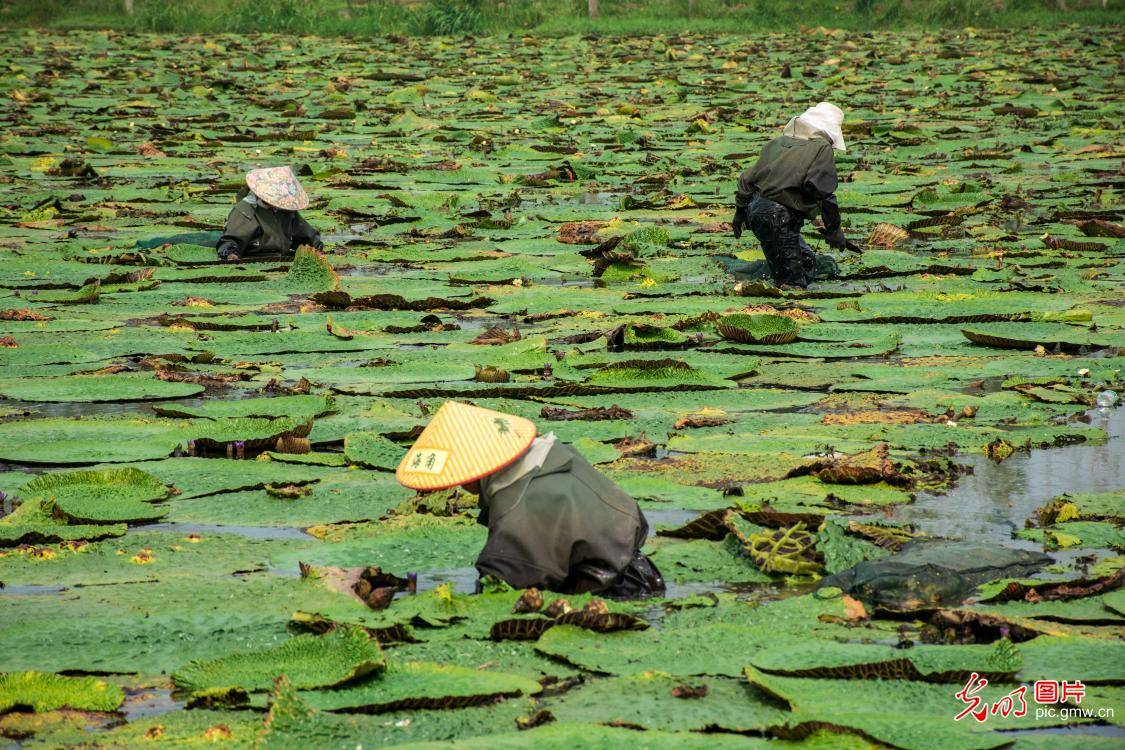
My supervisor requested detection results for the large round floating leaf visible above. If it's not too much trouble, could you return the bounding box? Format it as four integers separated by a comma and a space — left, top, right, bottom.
585, 358, 731, 390
343, 432, 406, 470
0, 417, 185, 464
161, 243, 220, 265
188, 415, 314, 450
741, 665, 1047, 750
706, 331, 902, 359
618, 323, 689, 349
256, 674, 533, 750
0, 671, 125, 713
543, 671, 788, 733
0, 415, 313, 465
154, 394, 334, 421
750, 640, 1019, 682
296, 660, 542, 712
385, 724, 780, 750
961, 322, 1117, 352
20, 467, 168, 524
30, 280, 101, 305
716, 313, 799, 345
0, 498, 127, 546
172, 625, 384, 694
0, 373, 204, 403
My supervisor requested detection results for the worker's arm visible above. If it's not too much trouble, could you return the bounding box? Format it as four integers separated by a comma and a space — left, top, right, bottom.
216, 204, 259, 261
805, 145, 845, 249
731, 168, 756, 238
290, 213, 324, 251
564, 558, 622, 594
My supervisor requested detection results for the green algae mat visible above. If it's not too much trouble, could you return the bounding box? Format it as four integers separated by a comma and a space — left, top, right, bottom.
0, 27, 1123, 749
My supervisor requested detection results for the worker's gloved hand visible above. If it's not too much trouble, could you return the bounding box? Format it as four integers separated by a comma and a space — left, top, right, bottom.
825, 226, 847, 250
217, 245, 240, 262
732, 207, 748, 239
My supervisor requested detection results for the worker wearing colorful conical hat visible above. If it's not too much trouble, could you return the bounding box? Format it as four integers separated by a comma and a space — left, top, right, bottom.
216, 166, 322, 262
397, 401, 665, 599
731, 102, 850, 290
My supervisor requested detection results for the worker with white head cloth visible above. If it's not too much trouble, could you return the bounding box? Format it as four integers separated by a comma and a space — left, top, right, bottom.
732, 102, 849, 289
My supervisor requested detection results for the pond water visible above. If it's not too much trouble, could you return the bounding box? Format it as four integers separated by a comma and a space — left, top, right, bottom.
892, 407, 1123, 553
119, 688, 183, 722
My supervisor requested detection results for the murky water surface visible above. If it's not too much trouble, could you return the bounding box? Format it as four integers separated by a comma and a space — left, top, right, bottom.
893, 407, 1123, 553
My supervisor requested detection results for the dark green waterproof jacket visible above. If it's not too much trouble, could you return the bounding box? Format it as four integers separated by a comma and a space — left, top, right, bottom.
735, 134, 841, 232
216, 193, 322, 258
475, 442, 648, 593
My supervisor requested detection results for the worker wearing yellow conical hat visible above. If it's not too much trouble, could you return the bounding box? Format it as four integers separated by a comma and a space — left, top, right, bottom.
397, 401, 664, 599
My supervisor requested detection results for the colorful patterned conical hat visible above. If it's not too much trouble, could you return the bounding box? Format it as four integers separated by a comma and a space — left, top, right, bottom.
396, 401, 537, 491
245, 166, 309, 210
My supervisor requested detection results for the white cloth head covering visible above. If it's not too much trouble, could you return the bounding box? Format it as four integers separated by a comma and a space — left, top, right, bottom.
783, 102, 846, 152
480, 433, 557, 495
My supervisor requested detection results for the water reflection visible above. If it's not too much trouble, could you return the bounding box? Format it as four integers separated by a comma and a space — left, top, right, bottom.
894, 408, 1123, 550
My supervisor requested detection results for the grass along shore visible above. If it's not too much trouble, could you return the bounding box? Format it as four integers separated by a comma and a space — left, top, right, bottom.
2, 0, 1120, 36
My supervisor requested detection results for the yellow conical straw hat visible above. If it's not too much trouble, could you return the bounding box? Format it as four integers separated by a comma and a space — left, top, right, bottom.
396, 401, 537, 491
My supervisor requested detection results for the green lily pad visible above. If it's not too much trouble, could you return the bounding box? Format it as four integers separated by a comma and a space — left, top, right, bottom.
0, 373, 203, 403
0, 672, 124, 713
295, 660, 541, 712
19, 467, 168, 524
716, 313, 800, 345
585, 358, 731, 390
343, 432, 406, 470
173, 625, 384, 693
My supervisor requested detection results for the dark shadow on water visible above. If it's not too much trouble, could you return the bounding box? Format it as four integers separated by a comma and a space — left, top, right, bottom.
644, 508, 702, 534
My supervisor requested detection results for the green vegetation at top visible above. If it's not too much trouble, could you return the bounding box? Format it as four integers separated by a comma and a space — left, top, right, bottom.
2, 0, 1120, 36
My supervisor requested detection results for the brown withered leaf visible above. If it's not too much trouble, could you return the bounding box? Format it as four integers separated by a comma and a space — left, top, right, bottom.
807, 443, 910, 487
671, 684, 709, 699
822, 410, 929, 426
1076, 219, 1125, 238
614, 433, 655, 457
557, 220, 609, 245
470, 325, 521, 346
0, 308, 52, 321
137, 142, 167, 158
540, 405, 633, 422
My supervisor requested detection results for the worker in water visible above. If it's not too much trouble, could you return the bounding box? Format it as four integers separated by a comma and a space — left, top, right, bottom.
216, 166, 323, 261
732, 102, 848, 289
396, 401, 665, 599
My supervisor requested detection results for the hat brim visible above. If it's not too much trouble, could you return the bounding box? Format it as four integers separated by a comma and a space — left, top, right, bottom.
395, 401, 538, 491
245, 169, 310, 211
397, 431, 536, 491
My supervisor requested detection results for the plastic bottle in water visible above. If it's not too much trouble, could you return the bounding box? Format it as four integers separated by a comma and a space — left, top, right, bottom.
1096, 390, 1118, 409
